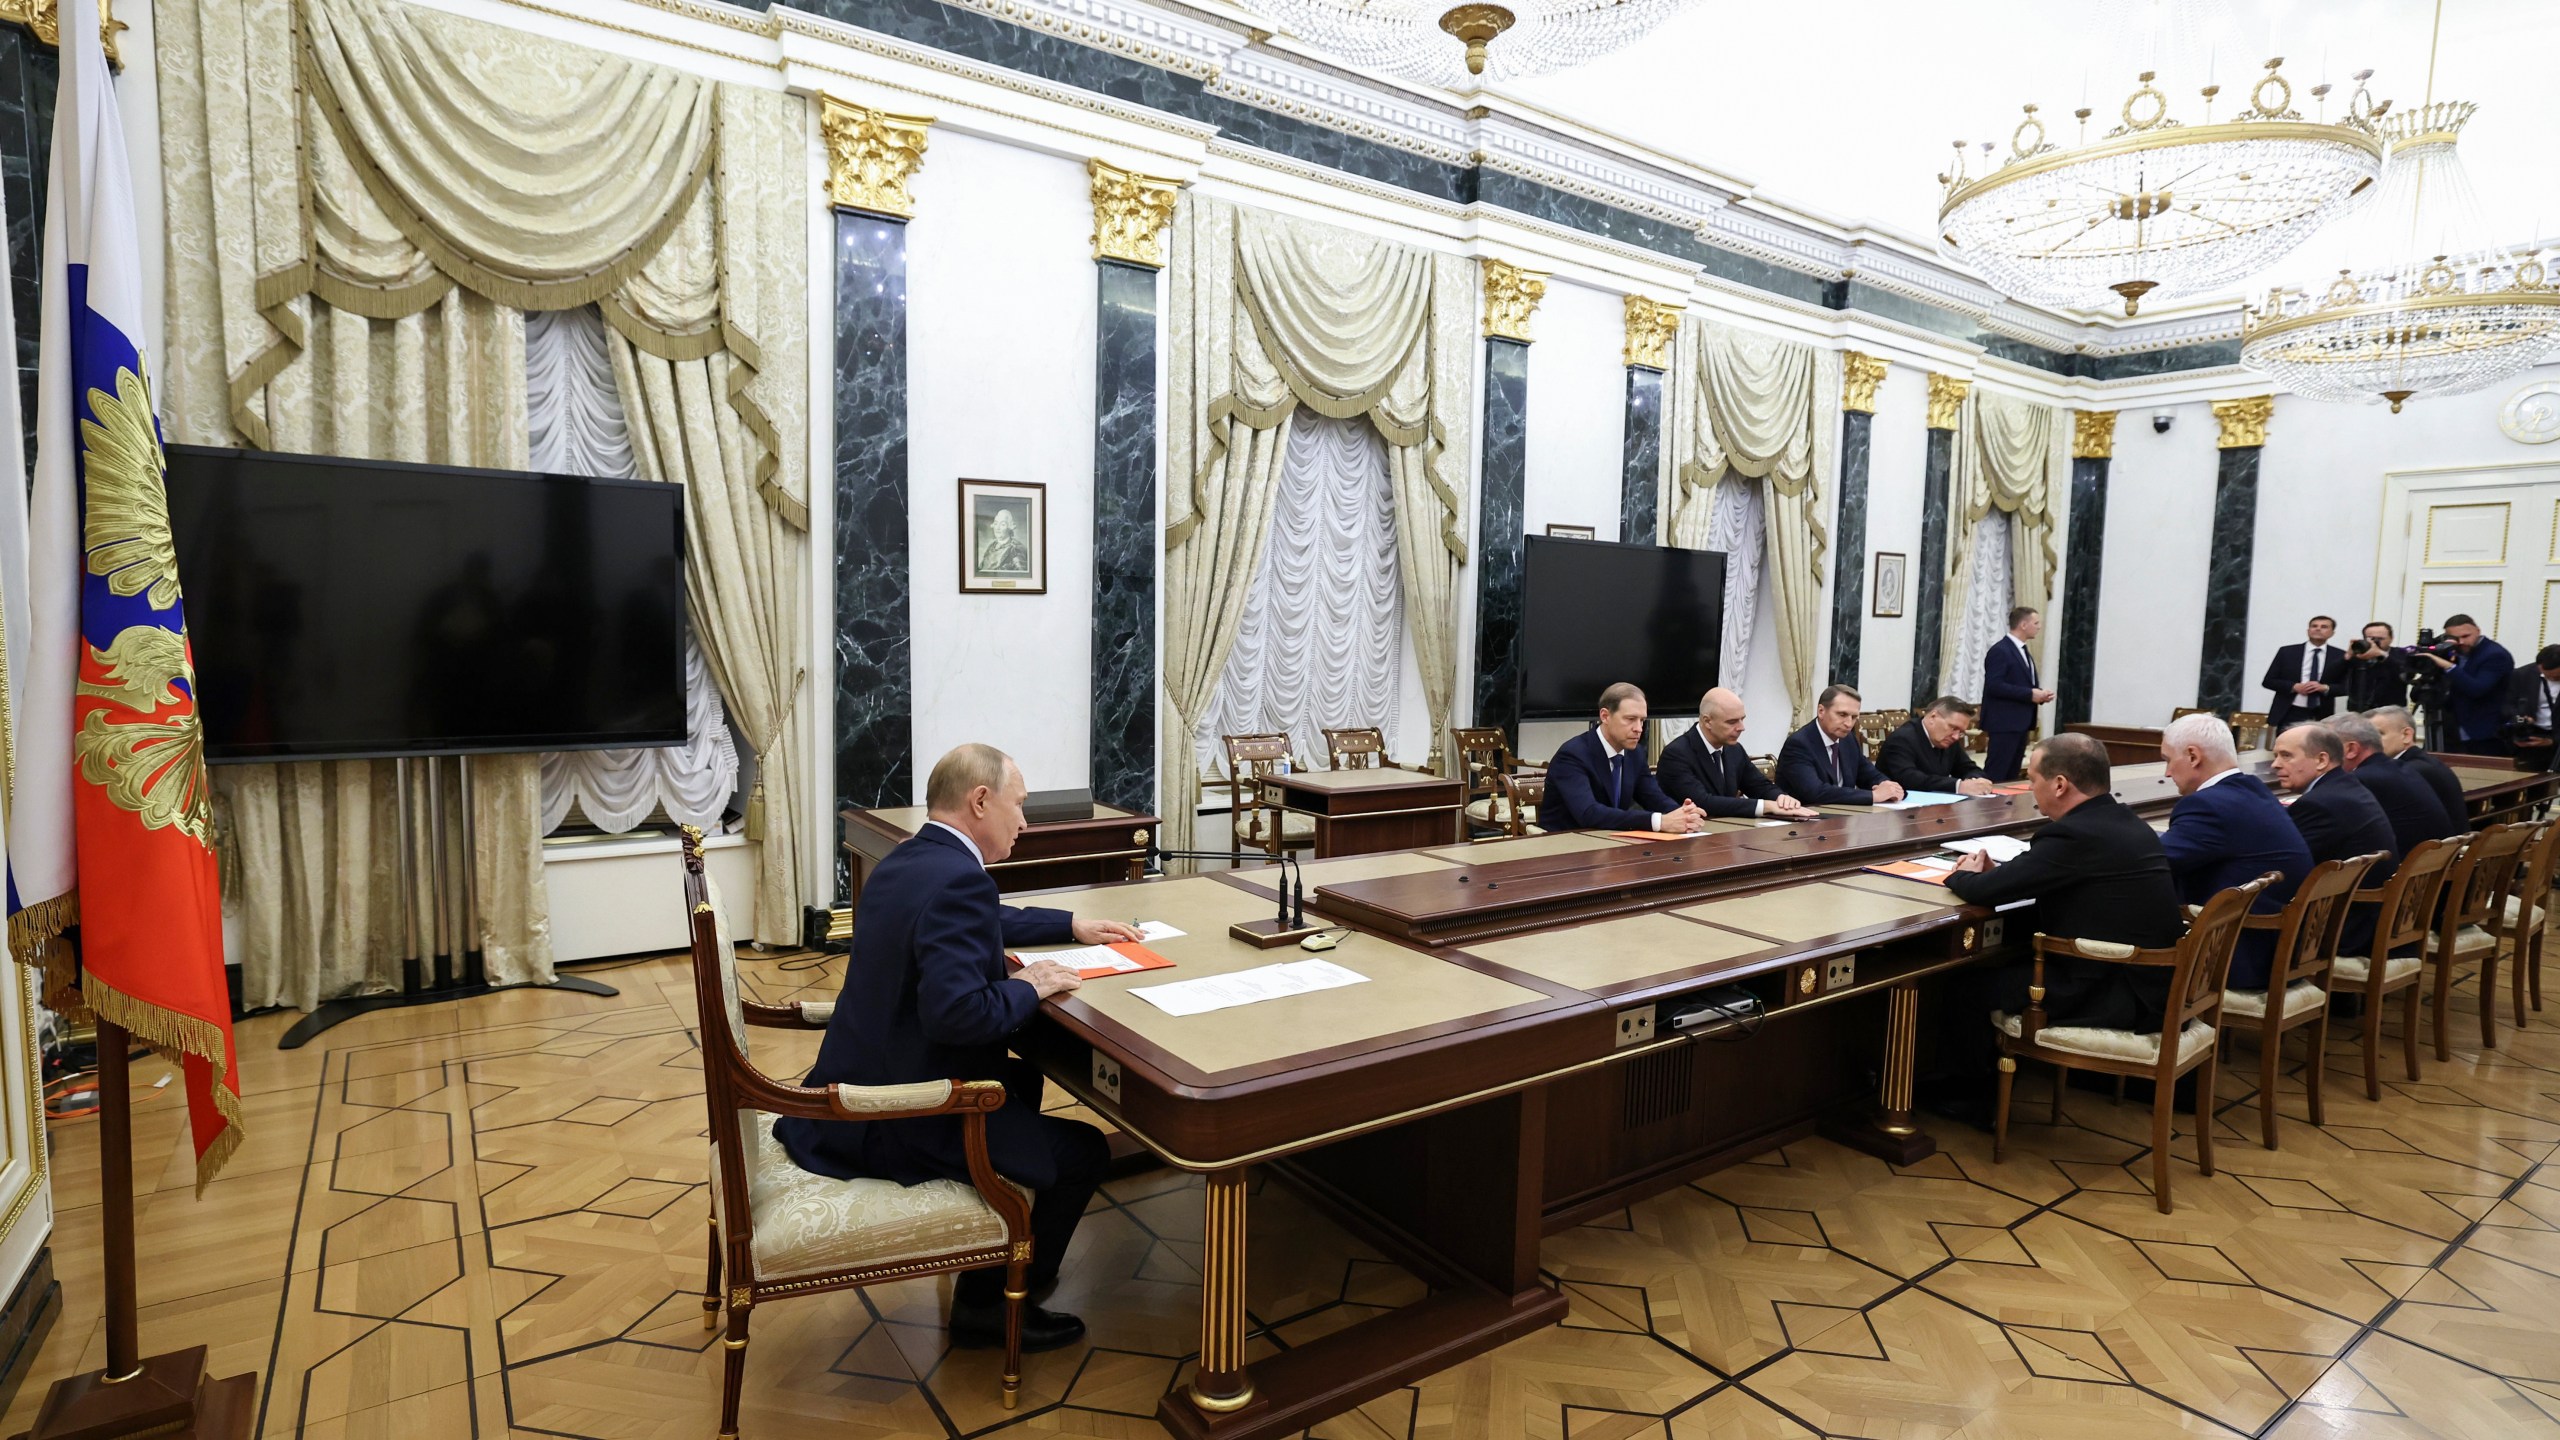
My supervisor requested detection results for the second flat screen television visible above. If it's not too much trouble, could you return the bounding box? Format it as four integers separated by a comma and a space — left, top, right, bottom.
1518, 536, 1725, 719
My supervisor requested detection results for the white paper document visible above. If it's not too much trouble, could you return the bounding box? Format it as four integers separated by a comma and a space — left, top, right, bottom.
1879, 791, 1970, 809
1135, 921, 1185, 941
1033, 944, 1158, 975
1128, 959, 1370, 1017
1943, 836, 2031, 862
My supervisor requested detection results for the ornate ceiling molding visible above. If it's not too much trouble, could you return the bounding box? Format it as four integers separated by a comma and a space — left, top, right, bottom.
1208, 48, 1476, 164
934, 0, 1236, 77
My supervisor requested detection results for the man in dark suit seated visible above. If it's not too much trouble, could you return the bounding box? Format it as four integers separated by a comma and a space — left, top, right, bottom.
1777, 684, 1908, 807
2262, 615, 2345, 730
1541, 682, 1709, 833
1947, 733, 2186, 1034
1658, 686, 1818, 819
1980, 607, 2053, 782
2270, 722, 2400, 956
2506, 644, 2560, 774
776, 744, 1144, 1351
2156, 712, 2311, 990
1877, 696, 1998, 797
2334, 712, 2464, 850
2369, 705, 2469, 826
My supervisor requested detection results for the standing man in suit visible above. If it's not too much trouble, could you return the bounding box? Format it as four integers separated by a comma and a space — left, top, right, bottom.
1946, 733, 2186, 1032
2506, 644, 2560, 773
2335, 712, 2464, 847
2341, 620, 2411, 713
2262, 615, 2346, 730
1980, 607, 2054, 782
2414, 613, 2516, 757
777, 744, 1146, 1351
1877, 697, 1999, 797
1542, 682, 1710, 833
1777, 685, 1908, 807
2156, 712, 2311, 990
2369, 704, 2470, 826
1658, 687, 1819, 819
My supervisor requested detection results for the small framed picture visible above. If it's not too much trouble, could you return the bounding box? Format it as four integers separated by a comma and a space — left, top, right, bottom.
1872, 551, 1907, 618
959, 479, 1046, 594
1544, 523, 1599, 540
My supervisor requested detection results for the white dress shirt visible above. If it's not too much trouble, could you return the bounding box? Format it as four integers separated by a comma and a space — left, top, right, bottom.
926, 819, 986, 868
2193, 766, 2242, 795
2301, 644, 2325, 687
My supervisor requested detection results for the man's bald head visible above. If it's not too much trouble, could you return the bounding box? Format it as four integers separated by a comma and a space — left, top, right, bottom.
1697, 687, 1749, 747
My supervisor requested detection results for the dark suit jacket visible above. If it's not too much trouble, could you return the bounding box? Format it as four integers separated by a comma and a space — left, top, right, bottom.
2340, 650, 2409, 712
1656, 727, 1780, 817
2285, 771, 2401, 958
1945, 794, 2185, 1032
2508, 663, 2560, 734
775, 826, 1077, 1187
1876, 718, 1985, 794
2398, 747, 2469, 830
1777, 721, 1891, 806
1544, 727, 1678, 830
2262, 642, 2346, 728
2447, 637, 2516, 742
2157, 771, 2311, 989
1982, 636, 2039, 734
2351, 755, 2464, 853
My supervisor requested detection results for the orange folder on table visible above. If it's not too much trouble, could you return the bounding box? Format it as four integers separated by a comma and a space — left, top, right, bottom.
1863, 857, 1955, 887
1989, 781, 2033, 795
1006, 944, 1176, 979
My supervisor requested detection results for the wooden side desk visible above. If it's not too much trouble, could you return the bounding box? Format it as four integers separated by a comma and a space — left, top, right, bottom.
1265, 768, 1464, 856
2064, 722, 2166, 766
839, 802, 1159, 918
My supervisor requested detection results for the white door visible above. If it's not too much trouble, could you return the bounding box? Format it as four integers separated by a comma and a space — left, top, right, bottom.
2378, 464, 2560, 653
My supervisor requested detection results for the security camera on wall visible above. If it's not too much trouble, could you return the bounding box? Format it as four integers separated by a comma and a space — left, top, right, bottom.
2152, 414, 2174, 434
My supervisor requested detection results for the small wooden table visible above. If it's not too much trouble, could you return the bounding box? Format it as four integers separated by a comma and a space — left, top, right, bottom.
840, 801, 1160, 918
1265, 769, 1464, 857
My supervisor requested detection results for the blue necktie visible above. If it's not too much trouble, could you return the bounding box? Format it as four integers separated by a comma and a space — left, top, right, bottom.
1610, 752, 1625, 807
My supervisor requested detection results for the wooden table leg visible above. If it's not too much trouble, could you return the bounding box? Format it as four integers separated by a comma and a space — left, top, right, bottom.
1187, 1167, 1257, 1415
1821, 982, 1937, 1165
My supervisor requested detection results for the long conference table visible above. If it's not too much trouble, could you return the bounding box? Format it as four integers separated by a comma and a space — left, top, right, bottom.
992, 754, 2552, 1440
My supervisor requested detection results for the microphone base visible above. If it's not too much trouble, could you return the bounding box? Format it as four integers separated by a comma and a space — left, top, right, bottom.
1227, 919, 1331, 949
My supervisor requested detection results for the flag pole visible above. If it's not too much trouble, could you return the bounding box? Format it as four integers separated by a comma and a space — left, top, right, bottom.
94, 1020, 137, 1383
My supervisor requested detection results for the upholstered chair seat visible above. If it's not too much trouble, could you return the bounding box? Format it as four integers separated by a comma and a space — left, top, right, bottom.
713, 1113, 1022, 1282
1993, 1011, 2217, 1067
2330, 952, 2422, 987
2220, 980, 2327, 1023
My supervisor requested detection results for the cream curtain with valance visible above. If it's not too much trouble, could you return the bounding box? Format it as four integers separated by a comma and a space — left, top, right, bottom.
159, 0, 812, 1003
1939, 388, 2065, 697
1660, 319, 1840, 726
1162, 197, 1473, 856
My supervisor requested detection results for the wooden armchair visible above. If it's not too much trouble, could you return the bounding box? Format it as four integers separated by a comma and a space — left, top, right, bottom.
682, 827, 1036, 1429
1856, 709, 1906, 751
1993, 876, 2268, 1215
2231, 714, 2270, 753
1220, 732, 1315, 862
2333, 835, 2463, 1099
1493, 772, 1545, 838
2218, 854, 2381, 1149
1322, 726, 1422, 773
2170, 706, 2221, 723
2500, 820, 2560, 1028
1454, 725, 1537, 837
2428, 821, 2531, 1059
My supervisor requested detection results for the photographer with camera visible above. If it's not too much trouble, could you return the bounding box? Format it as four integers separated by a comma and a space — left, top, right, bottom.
2340, 620, 2410, 712
2413, 614, 2516, 757
2507, 645, 2560, 773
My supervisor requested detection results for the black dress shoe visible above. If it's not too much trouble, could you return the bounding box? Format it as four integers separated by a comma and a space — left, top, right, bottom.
949, 1301, 1086, 1352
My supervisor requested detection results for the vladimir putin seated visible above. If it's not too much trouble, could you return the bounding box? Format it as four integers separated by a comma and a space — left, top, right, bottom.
1777, 685, 1907, 807
2334, 712, 2463, 850
1658, 687, 1818, 819
1543, 683, 1709, 832
776, 743, 1145, 1351
1878, 696, 1997, 797
2157, 712, 2310, 990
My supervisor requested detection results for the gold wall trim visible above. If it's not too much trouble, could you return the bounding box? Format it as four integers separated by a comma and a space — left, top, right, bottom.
2071, 409, 2118, 459
1482, 259, 1547, 343
1088, 158, 1181, 269
0, 0, 123, 68
1841, 352, 1888, 413
1622, 297, 1681, 371
2421, 500, 2512, 569
1925, 373, 1970, 430
820, 95, 933, 219
2212, 394, 2274, 449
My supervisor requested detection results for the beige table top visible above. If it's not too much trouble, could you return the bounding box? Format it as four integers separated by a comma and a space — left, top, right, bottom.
1674, 880, 1953, 944
1466, 912, 1777, 991
1024, 877, 1545, 1077
858, 802, 1133, 833
1271, 769, 1462, 794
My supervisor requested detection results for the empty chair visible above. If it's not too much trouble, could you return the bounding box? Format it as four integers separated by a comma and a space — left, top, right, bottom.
1453, 725, 1534, 838
1323, 725, 1420, 772
2332, 835, 2463, 1100
1994, 876, 2269, 1215
2501, 820, 2560, 1028
2217, 853, 2381, 1148
1494, 771, 1545, 838
1221, 733, 1315, 862
2428, 822, 2531, 1058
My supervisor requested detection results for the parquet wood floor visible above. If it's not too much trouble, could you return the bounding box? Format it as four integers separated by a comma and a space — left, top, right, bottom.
6, 948, 2558, 1438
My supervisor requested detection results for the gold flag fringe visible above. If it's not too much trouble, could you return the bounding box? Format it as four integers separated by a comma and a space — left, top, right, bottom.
6, 895, 88, 1024
77, 971, 245, 1197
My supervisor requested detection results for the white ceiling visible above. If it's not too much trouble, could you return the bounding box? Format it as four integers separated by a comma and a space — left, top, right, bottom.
1504, 0, 2560, 310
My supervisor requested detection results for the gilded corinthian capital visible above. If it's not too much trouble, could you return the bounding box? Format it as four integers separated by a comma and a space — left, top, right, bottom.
1925, 373, 1971, 430
1842, 352, 1888, 413
821, 96, 933, 219
2212, 395, 2274, 449
3, 0, 122, 66
1088, 159, 1182, 269
1623, 297, 1682, 370
2072, 410, 2118, 459
1482, 259, 1548, 342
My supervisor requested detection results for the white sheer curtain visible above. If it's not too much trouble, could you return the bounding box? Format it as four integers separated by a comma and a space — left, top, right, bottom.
527, 306, 739, 833
1200, 412, 1403, 771
1699, 479, 1765, 698
1943, 510, 2014, 701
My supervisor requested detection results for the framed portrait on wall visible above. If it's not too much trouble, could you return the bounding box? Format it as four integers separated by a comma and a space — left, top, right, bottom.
1872, 551, 1907, 618
959, 479, 1047, 594
1544, 523, 1599, 540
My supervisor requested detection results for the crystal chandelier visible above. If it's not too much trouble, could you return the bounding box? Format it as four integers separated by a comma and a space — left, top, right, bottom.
1250, 0, 1687, 90
1937, 59, 2386, 316
2241, 103, 2560, 412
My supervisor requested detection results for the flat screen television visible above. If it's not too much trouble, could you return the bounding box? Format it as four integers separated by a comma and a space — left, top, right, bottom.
165, 446, 688, 762
1517, 535, 1726, 720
